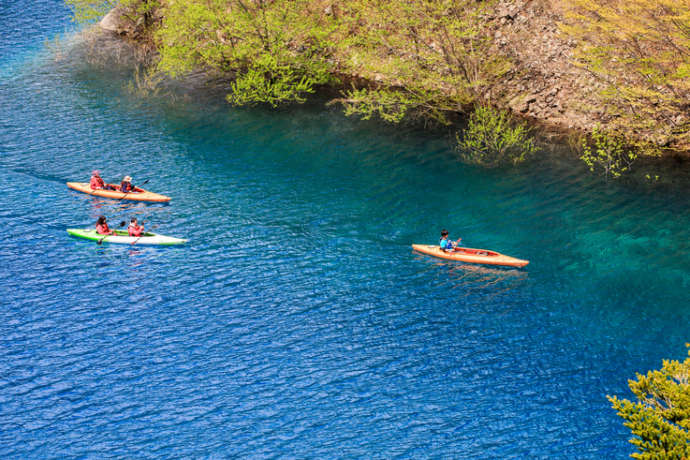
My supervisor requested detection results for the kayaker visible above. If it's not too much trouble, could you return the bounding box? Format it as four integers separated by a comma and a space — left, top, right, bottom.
440, 229, 461, 252
95, 216, 115, 235
120, 176, 136, 193
89, 170, 116, 191
128, 218, 144, 237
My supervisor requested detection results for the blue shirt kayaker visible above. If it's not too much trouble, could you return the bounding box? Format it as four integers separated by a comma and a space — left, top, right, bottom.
440, 229, 461, 252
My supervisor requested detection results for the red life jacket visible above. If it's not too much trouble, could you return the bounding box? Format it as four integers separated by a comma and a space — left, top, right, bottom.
96, 223, 110, 235
90, 176, 105, 190
128, 225, 143, 237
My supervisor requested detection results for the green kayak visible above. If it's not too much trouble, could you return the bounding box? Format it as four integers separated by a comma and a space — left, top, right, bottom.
67, 228, 187, 246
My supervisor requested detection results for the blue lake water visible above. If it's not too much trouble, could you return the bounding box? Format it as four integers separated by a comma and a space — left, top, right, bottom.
1, 1, 689, 457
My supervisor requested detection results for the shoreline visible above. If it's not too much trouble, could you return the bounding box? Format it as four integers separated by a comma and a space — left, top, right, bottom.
93, 3, 690, 161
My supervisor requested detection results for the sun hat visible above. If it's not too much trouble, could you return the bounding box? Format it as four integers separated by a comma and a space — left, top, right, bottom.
123, 175, 132, 182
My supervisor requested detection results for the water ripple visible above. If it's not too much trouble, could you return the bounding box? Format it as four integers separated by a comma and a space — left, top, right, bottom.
0, 6, 689, 459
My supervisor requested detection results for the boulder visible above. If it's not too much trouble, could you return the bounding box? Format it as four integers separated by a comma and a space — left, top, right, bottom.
99, 8, 131, 35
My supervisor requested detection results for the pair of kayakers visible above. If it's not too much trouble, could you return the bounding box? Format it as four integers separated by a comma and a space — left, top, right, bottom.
96, 216, 144, 236
440, 229, 462, 253
90, 170, 137, 193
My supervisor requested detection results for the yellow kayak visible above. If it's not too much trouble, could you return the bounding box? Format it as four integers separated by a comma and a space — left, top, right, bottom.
412, 244, 529, 268
66, 182, 171, 202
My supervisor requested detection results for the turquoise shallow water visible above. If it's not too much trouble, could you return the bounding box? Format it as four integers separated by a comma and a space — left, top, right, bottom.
1, 2, 689, 458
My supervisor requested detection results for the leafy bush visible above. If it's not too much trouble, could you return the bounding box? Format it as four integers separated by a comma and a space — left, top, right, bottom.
580, 126, 638, 179
608, 345, 690, 459
456, 105, 537, 167
338, 87, 450, 124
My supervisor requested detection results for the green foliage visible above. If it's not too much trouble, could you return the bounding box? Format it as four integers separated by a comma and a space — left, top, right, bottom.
339, 87, 448, 124
65, 0, 117, 23
67, 0, 511, 117
227, 66, 317, 108
66, 0, 160, 33
562, 0, 690, 150
155, 0, 336, 107
152, 0, 509, 112
608, 345, 690, 459
456, 106, 537, 167
66, 0, 157, 26
334, 0, 510, 123
580, 126, 638, 179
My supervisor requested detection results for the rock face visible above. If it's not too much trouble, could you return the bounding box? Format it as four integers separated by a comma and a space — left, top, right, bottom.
487, 0, 604, 136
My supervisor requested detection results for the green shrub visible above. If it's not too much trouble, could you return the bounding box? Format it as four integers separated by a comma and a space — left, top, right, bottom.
456, 105, 537, 167
65, 0, 117, 23
580, 126, 638, 179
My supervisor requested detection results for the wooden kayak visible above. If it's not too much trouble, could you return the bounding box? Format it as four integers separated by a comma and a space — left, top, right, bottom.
412, 244, 529, 268
66, 182, 171, 202
67, 229, 187, 245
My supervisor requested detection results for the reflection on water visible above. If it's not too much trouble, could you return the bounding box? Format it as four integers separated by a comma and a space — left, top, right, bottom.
69, 193, 173, 232
414, 252, 528, 298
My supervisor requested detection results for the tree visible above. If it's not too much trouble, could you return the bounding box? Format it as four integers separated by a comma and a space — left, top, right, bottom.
334, 0, 510, 124
155, 0, 337, 107
562, 0, 690, 151
608, 345, 690, 459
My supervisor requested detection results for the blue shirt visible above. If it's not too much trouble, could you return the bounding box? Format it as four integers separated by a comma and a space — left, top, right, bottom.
440, 237, 452, 250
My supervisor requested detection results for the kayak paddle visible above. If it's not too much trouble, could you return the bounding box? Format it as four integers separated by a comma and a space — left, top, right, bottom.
119, 179, 149, 200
